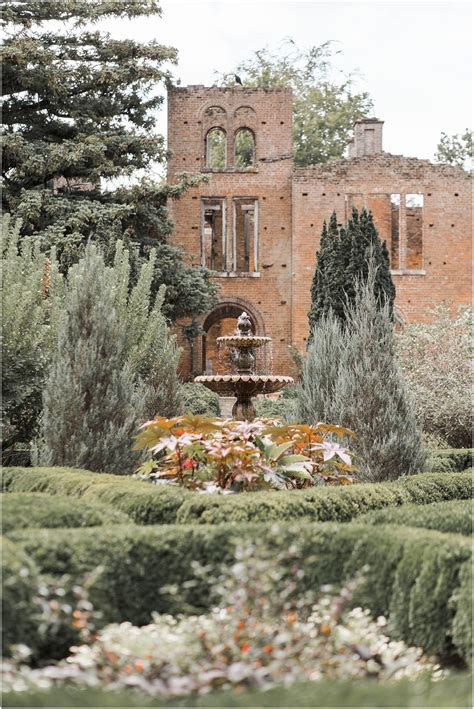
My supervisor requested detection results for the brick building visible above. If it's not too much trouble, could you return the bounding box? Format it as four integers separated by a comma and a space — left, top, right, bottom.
167, 85, 472, 378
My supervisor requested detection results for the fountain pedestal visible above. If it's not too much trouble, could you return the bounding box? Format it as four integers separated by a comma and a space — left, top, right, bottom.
194, 312, 294, 421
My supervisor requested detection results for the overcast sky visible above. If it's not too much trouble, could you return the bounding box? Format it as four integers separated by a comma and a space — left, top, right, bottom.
104, 0, 472, 162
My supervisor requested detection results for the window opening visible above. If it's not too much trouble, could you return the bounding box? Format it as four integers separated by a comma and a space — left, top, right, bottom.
390, 194, 400, 269
206, 128, 226, 168
201, 199, 226, 271
234, 128, 255, 169
405, 194, 423, 269
233, 199, 258, 272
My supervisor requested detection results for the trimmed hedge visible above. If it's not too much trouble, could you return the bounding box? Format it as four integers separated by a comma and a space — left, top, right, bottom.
2, 467, 190, 524
11, 521, 472, 661
3, 467, 472, 526
3, 674, 472, 707
2, 492, 132, 532
2, 537, 39, 653
175, 472, 473, 525
358, 499, 472, 535
427, 449, 473, 473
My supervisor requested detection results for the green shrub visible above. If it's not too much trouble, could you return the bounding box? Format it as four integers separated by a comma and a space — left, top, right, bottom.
176, 471, 473, 525
1, 493, 131, 532
451, 560, 472, 661
2, 215, 65, 465
180, 382, 220, 416
34, 244, 144, 474
2, 537, 39, 654
358, 499, 472, 535
2, 467, 190, 524
254, 387, 298, 421
3, 467, 471, 526
427, 449, 473, 473
11, 521, 472, 661
396, 305, 472, 448
2, 673, 472, 708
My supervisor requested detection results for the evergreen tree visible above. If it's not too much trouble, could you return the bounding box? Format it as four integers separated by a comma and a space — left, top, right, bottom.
296, 312, 344, 424
112, 242, 183, 418
35, 245, 144, 473
308, 207, 395, 337
333, 263, 425, 482
1, 0, 217, 320
2, 215, 65, 463
300, 258, 424, 482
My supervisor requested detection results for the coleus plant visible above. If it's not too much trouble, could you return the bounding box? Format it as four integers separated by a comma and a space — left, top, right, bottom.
133, 415, 355, 491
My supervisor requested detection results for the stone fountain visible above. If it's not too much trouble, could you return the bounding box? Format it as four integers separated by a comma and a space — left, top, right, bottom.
195, 312, 293, 420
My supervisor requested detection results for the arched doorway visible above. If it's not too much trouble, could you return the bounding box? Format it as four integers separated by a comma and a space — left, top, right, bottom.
200, 301, 264, 375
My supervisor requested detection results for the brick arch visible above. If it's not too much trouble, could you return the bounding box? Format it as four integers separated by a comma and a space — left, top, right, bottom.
197, 299, 267, 374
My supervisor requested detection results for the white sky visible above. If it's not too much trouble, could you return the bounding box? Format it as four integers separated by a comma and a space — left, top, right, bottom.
103, 0, 472, 162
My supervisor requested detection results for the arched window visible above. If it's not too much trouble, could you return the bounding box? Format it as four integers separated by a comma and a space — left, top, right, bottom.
234, 128, 255, 169
206, 128, 227, 168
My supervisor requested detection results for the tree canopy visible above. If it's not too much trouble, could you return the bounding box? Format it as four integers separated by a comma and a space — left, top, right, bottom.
219, 40, 373, 165
434, 129, 473, 171
1, 0, 218, 319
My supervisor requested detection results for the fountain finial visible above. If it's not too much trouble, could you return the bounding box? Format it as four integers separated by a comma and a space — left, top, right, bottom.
236, 311, 252, 336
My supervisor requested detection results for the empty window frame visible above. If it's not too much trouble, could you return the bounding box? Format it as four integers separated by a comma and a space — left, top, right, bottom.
390, 194, 401, 269
234, 128, 255, 169
201, 199, 226, 271
405, 194, 423, 269
206, 128, 227, 169
233, 198, 258, 272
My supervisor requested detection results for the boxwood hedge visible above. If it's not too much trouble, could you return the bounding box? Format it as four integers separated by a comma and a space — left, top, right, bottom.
2, 467, 190, 524
1, 492, 131, 532
3, 468, 472, 526
3, 673, 472, 707
2, 537, 39, 654
358, 499, 472, 535
427, 449, 473, 473
10, 521, 471, 661
175, 472, 473, 525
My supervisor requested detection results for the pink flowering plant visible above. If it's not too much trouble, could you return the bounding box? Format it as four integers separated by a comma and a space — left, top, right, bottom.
133, 415, 355, 491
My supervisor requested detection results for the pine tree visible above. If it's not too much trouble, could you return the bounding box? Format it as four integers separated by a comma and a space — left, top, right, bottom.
2, 215, 65, 463
35, 245, 144, 473
1, 0, 217, 320
308, 207, 395, 337
333, 262, 425, 481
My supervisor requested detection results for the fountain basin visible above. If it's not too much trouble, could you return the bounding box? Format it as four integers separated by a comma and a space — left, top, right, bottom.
195, 311, 293, 421
195, 374, 293, 397
216, 335, 271, 349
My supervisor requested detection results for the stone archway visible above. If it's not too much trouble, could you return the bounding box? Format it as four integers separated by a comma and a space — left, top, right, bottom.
199, 299, 266, 375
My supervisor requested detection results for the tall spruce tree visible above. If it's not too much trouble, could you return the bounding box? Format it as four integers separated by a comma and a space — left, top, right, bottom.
1, 0, 217, 320
308, 208, 395, 337
35, 245, 144, 473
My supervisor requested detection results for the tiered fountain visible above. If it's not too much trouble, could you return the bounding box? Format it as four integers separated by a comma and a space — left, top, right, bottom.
195, 312, 293, 420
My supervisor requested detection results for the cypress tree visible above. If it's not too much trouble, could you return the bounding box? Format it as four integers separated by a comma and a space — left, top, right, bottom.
35, 245, 144, 474
308, 207, 395, 336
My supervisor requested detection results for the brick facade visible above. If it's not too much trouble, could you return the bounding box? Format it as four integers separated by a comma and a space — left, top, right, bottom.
167, 85, 472, 378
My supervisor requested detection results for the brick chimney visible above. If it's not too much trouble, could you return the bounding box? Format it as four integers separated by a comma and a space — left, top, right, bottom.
348, 118, 384, 158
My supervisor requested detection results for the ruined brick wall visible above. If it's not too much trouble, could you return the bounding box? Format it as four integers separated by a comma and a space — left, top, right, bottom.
168, 86, 472, 378
292, 155, 472, 350
167, 86, 294, 378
